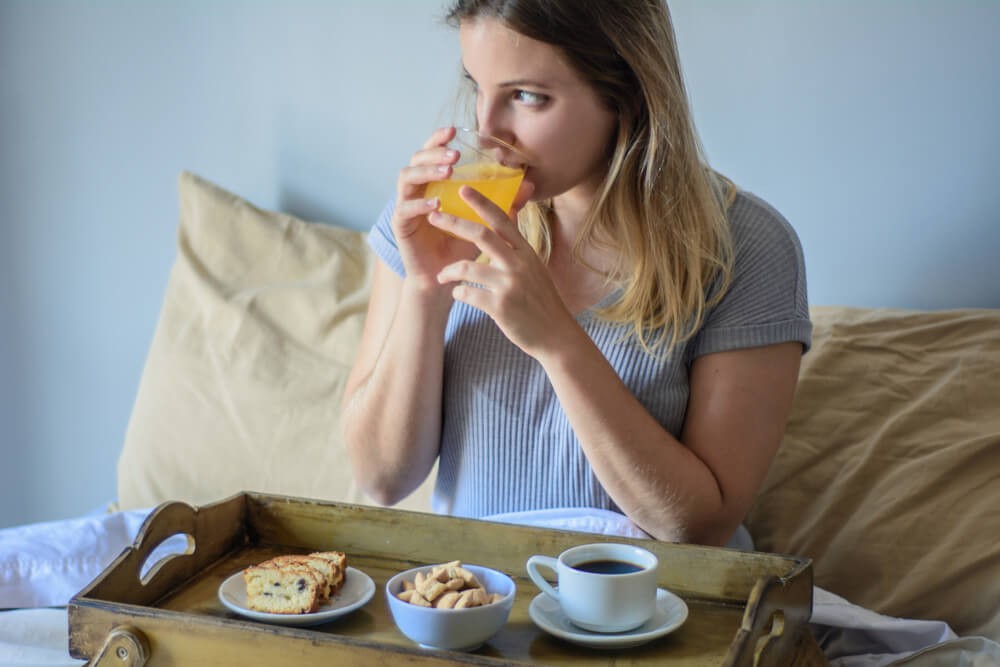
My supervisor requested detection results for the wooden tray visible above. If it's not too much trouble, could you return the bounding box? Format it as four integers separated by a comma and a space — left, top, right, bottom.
69, 493, 826, 666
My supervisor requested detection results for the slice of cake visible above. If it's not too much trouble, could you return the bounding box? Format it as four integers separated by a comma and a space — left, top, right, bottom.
309, 551, 348, 595
242, 562, 323, 614
264, 553, 345, 601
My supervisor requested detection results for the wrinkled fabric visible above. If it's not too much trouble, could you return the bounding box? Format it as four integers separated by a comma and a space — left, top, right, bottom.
0, 609, 85, 667
0, 509, 151, 608
747, 307, 1000, 639
812, 587, 956, 665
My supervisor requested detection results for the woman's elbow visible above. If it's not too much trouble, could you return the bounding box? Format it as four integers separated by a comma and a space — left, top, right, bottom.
343, 433, 416, 507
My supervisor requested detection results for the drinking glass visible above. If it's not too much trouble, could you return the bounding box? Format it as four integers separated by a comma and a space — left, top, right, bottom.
424, 128, 527, 228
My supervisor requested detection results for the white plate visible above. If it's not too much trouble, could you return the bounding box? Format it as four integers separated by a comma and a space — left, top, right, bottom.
219, 566, 375, 626
528, 587, 688, 649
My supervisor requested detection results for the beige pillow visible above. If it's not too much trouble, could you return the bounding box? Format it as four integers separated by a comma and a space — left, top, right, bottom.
747, 306, 1000, 639
117, 172, 434, 512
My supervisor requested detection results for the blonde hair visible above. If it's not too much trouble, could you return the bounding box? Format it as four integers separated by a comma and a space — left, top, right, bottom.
447, 0, 735, 355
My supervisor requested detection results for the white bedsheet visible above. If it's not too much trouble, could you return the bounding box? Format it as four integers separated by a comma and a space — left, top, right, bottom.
1, 507, 997, 666
0, 509, 152, 609
0, 609, 83, 667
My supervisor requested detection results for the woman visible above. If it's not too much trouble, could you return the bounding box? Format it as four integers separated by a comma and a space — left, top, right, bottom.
342, 0, 810, 548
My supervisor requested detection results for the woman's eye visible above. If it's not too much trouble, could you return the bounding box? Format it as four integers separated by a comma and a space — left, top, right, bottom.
514, 90, 548, 106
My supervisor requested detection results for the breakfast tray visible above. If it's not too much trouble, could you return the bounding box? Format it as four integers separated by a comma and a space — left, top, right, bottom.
68, 493, 826, 666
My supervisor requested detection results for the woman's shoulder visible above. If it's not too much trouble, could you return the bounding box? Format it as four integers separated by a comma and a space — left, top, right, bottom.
724, 187, 807, 282
727, 189, 803, 253
688, 187, 811, 357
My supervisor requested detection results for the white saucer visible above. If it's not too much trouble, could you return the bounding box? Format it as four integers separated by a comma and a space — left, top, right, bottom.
219, 566, 375, 627
528, 588, 688, 649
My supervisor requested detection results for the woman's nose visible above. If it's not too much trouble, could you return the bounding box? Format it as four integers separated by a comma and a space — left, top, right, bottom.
476, 101, 512, 144
477, 121, 517, 154
477, 114, 498, 139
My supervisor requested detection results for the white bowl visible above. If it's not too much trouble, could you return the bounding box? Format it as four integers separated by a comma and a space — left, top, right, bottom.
385, 563, 516, 652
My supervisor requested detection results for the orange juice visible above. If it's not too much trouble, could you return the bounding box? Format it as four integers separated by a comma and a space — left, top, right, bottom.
425, 162, 525, 227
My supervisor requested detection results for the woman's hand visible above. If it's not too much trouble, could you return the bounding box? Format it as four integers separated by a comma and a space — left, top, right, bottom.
392, 127, 481, 292
430, 184, 577, 360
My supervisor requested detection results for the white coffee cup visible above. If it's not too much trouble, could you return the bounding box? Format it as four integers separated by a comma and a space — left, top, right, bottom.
526, 543, 659, 633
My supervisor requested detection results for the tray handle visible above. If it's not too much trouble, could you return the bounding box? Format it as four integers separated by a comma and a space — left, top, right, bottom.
74, 495, 247, 606
130, 501, 200, 587
725, 571, 813, 667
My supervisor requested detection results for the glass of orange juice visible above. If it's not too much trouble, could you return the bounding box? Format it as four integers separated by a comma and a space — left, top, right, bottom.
424, 128, 527, 228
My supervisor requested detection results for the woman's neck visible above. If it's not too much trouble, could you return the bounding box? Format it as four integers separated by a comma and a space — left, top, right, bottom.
550, 186, 596, 242
549, 185, 615, 275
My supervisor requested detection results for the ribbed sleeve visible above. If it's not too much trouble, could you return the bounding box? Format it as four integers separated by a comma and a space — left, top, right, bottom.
691, 191, 812, 358
366, 198, 405, 277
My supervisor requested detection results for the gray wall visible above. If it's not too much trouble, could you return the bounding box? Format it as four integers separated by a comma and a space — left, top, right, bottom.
1, 1, 997, 528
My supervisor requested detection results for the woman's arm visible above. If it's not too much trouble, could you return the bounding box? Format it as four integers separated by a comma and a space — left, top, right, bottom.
340, 261, 452, 506
343, 127, 488, 506
538, 330, 802, 546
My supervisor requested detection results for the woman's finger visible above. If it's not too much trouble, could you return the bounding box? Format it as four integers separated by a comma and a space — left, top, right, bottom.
438, 261, 505, 320
396, 129, 460, 199
457, 186, 526, 251
397, 162, 454, 196
392, 196, 441, 229
409, 145, 459, 169
436, 257, 501, 288
421, 126, 456, 150
428, 210, 513, 261
450, 280, 500, 315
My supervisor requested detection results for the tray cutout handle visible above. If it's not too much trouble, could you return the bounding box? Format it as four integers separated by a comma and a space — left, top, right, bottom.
725, 572, 812, 667
72, 495, 247, 608
87, 626, 149, 667
129, 501, 201, 589
138, 532, 195, 585
753, 609, 785, 662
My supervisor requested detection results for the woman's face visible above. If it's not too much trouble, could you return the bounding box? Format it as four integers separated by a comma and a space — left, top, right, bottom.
459, 18, 618, 205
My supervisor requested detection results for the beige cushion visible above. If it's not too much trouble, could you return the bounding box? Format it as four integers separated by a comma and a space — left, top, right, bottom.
747, 306, 1000, 639
117, 172, 434, 513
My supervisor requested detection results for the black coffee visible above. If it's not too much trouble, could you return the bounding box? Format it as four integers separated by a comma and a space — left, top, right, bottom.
572, 559, 643, 575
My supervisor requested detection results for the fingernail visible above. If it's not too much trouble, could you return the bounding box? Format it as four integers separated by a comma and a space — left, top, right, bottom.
426, 197, 439, 208
437, 165, 451, 173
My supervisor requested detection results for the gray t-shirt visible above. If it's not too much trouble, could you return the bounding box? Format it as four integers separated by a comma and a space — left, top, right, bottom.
367, 190, 811, 525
